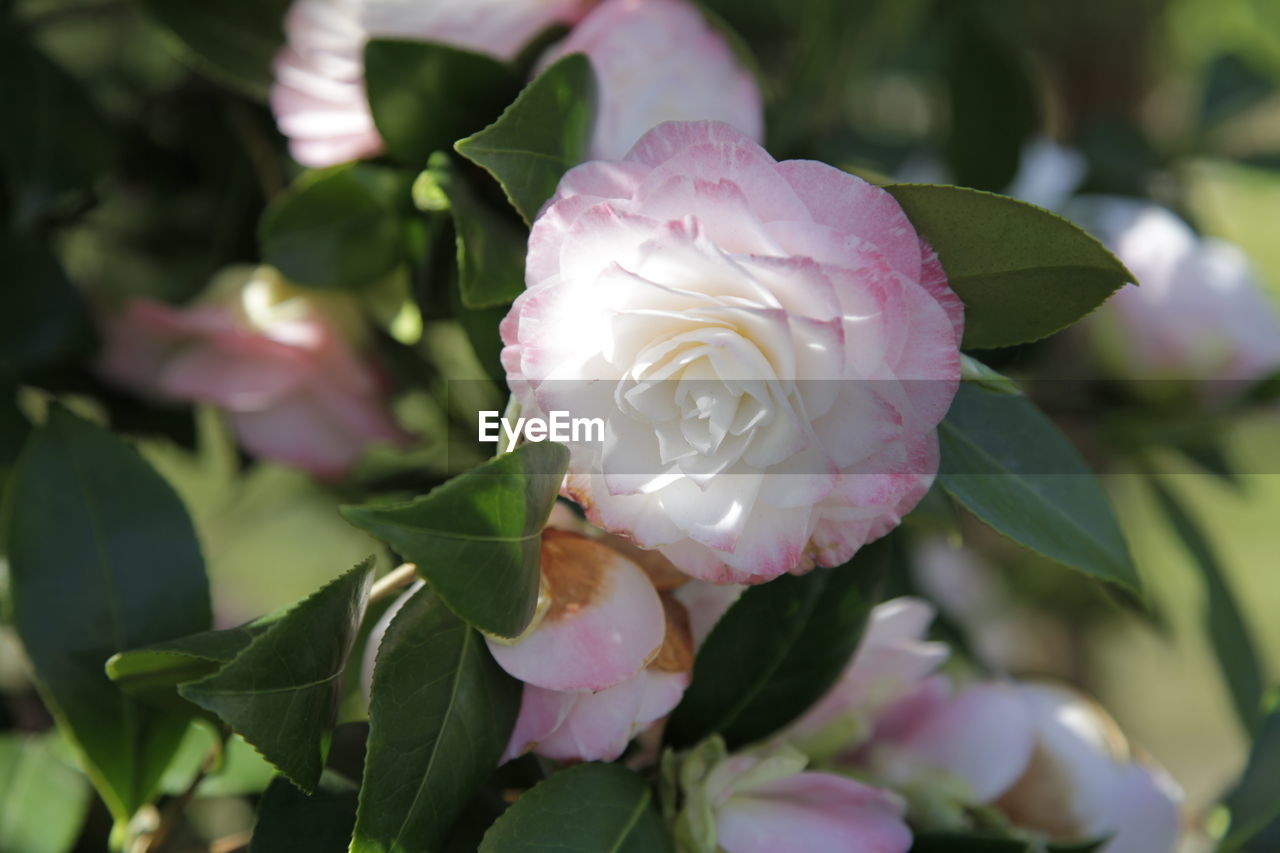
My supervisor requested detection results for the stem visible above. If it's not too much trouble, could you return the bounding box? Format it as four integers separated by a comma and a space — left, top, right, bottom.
369, 562, 418, 605
140, 739, 223, 853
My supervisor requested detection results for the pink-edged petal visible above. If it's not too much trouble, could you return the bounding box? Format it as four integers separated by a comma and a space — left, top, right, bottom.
534, 667, 689, 762
876, 681, 1037, 804
486, 531, 666, 692
715, 772, 911, 853
775, 159, 923, 281
501, 684, 578, 764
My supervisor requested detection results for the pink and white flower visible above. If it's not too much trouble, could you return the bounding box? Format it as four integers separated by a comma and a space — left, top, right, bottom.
501, 120, 964, 584
675, 739, 912, 853
854, 679, 1183, 852
539, 0, 763, 160
785, 597, 949, 759
272, 0, 594, 167
1073, 197, 1280, 386
96, 266, 405, 478
494, 529, 693, 762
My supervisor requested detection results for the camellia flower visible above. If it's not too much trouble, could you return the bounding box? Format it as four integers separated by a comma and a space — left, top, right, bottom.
855, 679, 1182, 852
501, 120, 964, 584
671, 738, 912, 853
493, 528, 694, 762
785, 597, 949, 759
96, 265, 405, 478
1071, 197, 1280, 386
539, 0, 764, 160
272, 0, 594, 167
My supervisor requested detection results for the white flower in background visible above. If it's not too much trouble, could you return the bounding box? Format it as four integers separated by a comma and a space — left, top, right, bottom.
271, 0, 594, 167
1070, 197, 1280, 386
539, 0, 764, 160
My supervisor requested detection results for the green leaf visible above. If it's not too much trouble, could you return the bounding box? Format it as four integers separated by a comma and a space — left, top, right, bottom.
420, 153, 529, 309
478, 763, 672, 852
0, 734, 92, 853
250, 773, 358, 853
455, 53, 598, 224
1220, 703, 1280, 850
4, 409, 212, 821
884, 184, 1133, 349
137, 0, 289, 100
352, 587, 521, 853
1148, 477, 1264, 736
0, 21, 115, 229
943, 19, 1038, 193
0, 236, 91, 379
178, 560, 375, 792
937, 383, 1140, 593
910, 833, 1105, 852
665, 538, 890, 749
259, 164, 408, 290
1201, 53, 1275, 132
107, 621, 274, 703
364, 39, 520, 166
341, 442, 569, 638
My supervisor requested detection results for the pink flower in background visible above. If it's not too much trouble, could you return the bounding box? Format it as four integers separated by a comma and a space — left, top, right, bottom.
994, 684, 1183, 853
502, 121, 964, 584
785, 597, 949, 759
96, 266, 405, 478
540, 0, 763, 160
853, 679, 1183, 852
272, 0, 594, 167
675, 740, 912, 853
1073, 197, 1280, 386
494, 529, 693, 763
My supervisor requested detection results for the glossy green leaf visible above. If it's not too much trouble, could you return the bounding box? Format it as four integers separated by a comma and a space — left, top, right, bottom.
884, 184, 1133, 349
0, 22, 114, 229
1221, 705, 1280, 851
478, 763, 672, 852
1148, 477, 1264, 735
352, 587, 521, 853
107, 620, 274, 702
137, 0, 289, 100
421, 153, 529, 309
0, 734, 92, 853
938, 384, 1140, 592
665, 538, 890, 749
5, 409, 212, 821
250, 773, 359, 853
341, 442, 569, 638
364, 39, 520, 166
178, 560, 375, 792
259, 164, 407, 290
455, 53, 598, 224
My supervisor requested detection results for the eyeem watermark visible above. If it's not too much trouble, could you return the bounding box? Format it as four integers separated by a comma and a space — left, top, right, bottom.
479, 409, 605, 451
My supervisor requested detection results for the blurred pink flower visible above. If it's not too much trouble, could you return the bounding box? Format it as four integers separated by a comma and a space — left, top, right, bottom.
540, 0, 763, 160
1075, 197, 1280, 386
502, 121, 963, 585
96, 266, 405, 478
785, 597, 949, 759
677, 740, 912, 853
272, 0, 594, 167
495, 529, 693, 763
855, 679, 1183, 852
